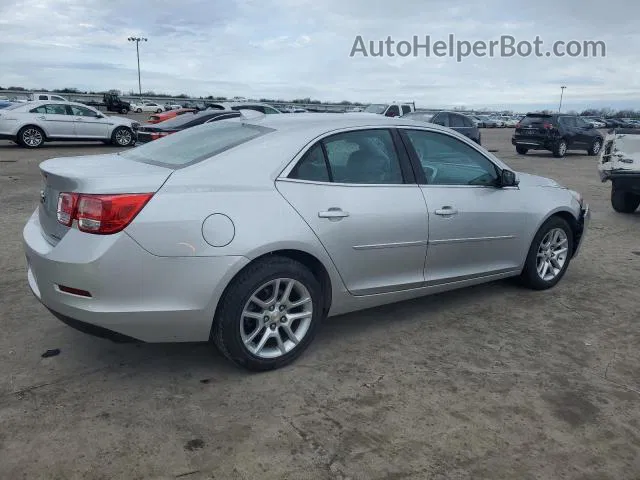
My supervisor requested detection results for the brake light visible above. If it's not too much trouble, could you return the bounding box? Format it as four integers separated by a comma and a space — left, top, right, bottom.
515, 123, 521, 129
150, 132, 170, 140
56, 193, 153, 234
543, 122, 554, 129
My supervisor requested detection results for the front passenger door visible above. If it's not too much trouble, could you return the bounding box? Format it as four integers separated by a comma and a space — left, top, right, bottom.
70, 105, 109, 139
400, 129, 531, 285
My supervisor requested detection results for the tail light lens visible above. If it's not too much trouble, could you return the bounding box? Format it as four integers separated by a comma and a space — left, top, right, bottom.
515, 123, 521, 129
543, 122, 554, 129
56, 193, 153, 234
56, 192, 78, 226
150, 132, 171, 140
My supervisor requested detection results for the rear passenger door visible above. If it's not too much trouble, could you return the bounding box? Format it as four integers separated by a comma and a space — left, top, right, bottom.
277, 128, 429, 295
30, 104, 76, 138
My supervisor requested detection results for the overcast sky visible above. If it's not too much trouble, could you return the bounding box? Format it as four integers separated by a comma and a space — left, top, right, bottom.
1, 0, 638, 111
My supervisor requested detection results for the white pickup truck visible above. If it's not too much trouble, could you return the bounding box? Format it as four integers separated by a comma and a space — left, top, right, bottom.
598, 128, 640, 213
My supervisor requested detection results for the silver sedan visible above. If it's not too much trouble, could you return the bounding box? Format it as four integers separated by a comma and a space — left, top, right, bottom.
0, 101, 138, 148
23, 113, 589, 370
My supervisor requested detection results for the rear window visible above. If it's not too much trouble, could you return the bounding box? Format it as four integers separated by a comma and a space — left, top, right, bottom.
520, 115, 553, 126
120, 121, 274, 168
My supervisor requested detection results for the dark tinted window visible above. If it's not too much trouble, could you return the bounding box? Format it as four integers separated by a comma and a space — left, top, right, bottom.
38, 95, 48, 100
401, 105, 411, 115
323, 129, 403, 184
575, 117, 590, 128
289, 144, 330, 182
560, 116, 577, 127
30, 105, 47, 114
385, 105, 400, 117
462, 116, 475, 128
404, 130, 498, 186
403, 112, 433, 123
449, 114, 466, 128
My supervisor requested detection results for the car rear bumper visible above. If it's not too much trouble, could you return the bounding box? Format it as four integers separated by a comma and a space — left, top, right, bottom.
511, 137, 555, 150
23, 209, 249, 342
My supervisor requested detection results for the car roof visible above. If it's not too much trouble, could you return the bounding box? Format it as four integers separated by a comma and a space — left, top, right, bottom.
14, 100, 98, 108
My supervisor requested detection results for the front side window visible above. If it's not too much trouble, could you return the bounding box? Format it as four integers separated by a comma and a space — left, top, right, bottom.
70, 105, 97, 117
264, 106, 280, 114
559, 116, 576, 128
385, 105, 400, 117
431, 113, 447, 126
404, 130, 498, 186
38, 95, 48, 100
401, 105, 411, 115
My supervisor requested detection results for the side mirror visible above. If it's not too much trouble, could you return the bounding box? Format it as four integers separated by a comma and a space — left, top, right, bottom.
500, 169, 518, 187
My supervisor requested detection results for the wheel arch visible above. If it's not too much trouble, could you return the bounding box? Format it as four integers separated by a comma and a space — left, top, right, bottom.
209, 248, 334, 340
538, 208, 580, 256
17, 123, 49, 140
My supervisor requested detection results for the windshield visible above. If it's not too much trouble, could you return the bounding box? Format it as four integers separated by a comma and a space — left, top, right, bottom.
364, 104, 388, 114
520, 115, 552, 126
121, 121, 274, 168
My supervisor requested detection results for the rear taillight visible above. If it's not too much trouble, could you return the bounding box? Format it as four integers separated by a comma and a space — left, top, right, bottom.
56, 193, 153, 234
543, 122, 554, 129
150, 132, 171, 140
56, 192, 78, 226
515, 123, 521, 129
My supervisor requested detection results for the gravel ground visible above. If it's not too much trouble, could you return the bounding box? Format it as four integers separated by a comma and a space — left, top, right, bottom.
0, 126, 639, 480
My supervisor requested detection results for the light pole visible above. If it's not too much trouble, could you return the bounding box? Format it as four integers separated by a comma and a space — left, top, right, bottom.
127, 37, 147, 97
558, 85, 567, 113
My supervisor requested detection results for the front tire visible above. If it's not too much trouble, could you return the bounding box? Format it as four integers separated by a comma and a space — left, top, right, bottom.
611, 188, 640, 213
213, 257, 323, 371
516, 146, 528, 154
136, 108, 142, 113
17, 126, 45, 148
111, 126, 135, 147
553, 139, 567, 158
520, 216, 573, 290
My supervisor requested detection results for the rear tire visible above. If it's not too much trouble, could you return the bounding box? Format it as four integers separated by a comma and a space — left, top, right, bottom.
17, 125, 45, 148
516, 146, 528, 154
520, 216, 573, 290
611, 188, 640, 213
213, 256, 323, 371
120, 107, 129, 114
553, 139, 567, 158
136, 108, 142, 113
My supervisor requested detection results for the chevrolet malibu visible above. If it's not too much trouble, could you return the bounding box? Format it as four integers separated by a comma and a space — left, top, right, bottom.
24, 113, 589, 371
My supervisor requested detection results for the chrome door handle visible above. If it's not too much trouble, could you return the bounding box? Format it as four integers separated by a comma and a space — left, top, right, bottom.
318, 208, 349, 219
434, 206, 458, 216
38, 116, 46, 120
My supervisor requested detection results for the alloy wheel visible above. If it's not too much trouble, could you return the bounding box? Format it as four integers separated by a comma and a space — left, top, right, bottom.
115, 129, 132, 146
240, 278, 313, 359
23, 128, 43, 147
559, 142, 567, 156
592, 141, 601, 154
536, 228, 569, 281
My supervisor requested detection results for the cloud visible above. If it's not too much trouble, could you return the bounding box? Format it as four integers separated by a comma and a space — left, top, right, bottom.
0, 0, 638, 110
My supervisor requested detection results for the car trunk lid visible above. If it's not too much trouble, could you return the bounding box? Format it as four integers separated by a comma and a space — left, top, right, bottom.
38, 153, 173, 243
515, 115, 555, 138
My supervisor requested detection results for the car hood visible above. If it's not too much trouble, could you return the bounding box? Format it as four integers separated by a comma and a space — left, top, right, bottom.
516, 172, 563, 188
106, 115, 135, 126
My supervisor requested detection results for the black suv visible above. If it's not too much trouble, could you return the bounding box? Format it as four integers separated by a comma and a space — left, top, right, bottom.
512, 113, 603, 158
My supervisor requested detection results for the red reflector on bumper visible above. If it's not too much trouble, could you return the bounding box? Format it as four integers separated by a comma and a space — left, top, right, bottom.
57, 285, 92, 297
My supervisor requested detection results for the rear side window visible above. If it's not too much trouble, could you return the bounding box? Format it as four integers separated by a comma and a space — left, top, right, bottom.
290, 129, 404, 184
289, 144, 330, 182
38, 95, 48, 100
462, 116, 475, 128
120, 122, 274, 168
401, 105, 411, 115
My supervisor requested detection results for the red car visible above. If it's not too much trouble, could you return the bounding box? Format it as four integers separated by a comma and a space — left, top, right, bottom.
147, 108, 196, 124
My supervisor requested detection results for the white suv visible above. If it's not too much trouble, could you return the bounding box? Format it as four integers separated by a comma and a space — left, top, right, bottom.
0, 101, 138, 148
